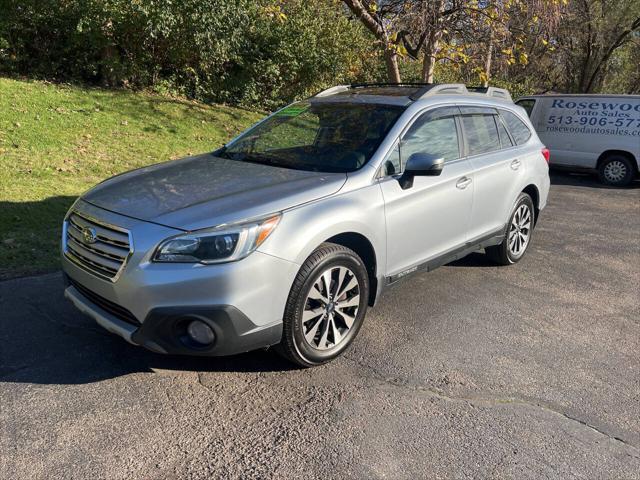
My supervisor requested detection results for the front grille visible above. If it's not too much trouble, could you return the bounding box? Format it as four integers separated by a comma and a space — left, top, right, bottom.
68, 277, 140, 326
64, 211, 132, 281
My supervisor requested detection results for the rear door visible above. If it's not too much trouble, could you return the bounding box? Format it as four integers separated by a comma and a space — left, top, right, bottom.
378, 106, 475, 277
461, 107, 527, 241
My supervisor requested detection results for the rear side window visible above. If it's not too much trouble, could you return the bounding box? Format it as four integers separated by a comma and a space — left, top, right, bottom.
501, 110, 532, 145
496, 117, 514, 148
461, 114, 501, 155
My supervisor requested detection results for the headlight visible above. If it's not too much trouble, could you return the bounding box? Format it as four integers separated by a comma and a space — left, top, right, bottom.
153, 214, 281, 264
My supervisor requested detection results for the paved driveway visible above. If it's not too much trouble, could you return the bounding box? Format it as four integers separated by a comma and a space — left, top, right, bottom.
1, 172, 639, 479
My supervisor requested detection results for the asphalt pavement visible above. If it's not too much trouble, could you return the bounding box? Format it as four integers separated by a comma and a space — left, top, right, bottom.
1, 171, 639, 479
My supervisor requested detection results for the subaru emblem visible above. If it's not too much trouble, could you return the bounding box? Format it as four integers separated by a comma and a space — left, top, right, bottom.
82, 227, 97, 244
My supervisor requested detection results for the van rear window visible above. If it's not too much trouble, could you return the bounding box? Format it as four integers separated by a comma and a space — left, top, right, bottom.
516, 99, 536, 117
501, 110, 532, 145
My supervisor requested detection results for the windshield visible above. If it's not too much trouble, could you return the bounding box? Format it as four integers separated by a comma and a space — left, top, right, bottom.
218, 102, 405, 172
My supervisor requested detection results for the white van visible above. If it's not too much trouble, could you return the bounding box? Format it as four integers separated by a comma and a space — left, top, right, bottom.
516, 94, 640, 186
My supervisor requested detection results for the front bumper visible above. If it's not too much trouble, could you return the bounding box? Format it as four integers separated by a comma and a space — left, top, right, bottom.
61, 201, 299, 356
64, 277, 282, 355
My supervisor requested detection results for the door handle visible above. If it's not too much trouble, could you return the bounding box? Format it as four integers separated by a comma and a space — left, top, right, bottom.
510, 159, 521, 170
456, 177, 472, 189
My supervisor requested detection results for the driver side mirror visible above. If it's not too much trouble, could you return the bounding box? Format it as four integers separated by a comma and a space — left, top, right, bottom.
398, 153, 445, 189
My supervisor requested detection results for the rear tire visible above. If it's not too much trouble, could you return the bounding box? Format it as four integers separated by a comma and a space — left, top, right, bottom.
276, 243, 369, 367
486, 193, 535, 266
598, 155, 635, 187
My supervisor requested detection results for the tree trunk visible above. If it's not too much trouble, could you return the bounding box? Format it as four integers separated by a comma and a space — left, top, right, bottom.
421, 34, 440, 83
421, 0, 444, 83
384, 49, 401, 83
343, 0, 401, 82
483, 36, 493, 87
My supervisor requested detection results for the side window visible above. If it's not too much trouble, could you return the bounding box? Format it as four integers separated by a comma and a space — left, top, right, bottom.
461, 114, 501, 155
383, 143, 401, 176
496, 116, 514, 148
401, 113, 460, 165
501, 110, 532, 145
516, 99, 536, 117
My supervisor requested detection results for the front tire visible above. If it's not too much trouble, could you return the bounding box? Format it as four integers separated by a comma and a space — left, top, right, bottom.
486, 193, 535, 265
277, 243, 369, 367
598, 155, 635, 187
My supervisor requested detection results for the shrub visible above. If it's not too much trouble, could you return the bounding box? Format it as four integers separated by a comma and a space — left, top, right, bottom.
0, 0, 379, 108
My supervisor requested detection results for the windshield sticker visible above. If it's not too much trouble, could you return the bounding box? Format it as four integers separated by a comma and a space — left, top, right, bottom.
276, 105, 309, 117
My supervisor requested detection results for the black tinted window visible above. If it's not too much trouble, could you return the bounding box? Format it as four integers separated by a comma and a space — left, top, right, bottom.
401, 113, 460, 165
501, 110, 532, 145
462, 114, 501, 155
383, 143, 401, 176
220, 102, 404, 172
516, 99, 536, 117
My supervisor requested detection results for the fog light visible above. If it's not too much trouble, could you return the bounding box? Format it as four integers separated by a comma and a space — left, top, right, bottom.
186, 320, 215, 346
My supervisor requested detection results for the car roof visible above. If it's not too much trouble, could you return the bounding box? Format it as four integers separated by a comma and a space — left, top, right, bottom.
309, 83, 514, 107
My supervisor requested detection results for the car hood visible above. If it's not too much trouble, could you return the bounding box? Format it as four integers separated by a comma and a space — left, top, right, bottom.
82, 153, 347, 230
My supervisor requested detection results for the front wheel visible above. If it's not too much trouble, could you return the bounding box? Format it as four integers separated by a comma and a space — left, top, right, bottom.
486, 193, 535, 265
277, 243, 369, 367
598, 155, 635, 187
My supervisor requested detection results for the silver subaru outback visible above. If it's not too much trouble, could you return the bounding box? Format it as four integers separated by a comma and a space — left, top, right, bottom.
62, 83, 550, 367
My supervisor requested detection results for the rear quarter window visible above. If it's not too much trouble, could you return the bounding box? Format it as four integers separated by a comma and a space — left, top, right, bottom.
501, 110, 532, 145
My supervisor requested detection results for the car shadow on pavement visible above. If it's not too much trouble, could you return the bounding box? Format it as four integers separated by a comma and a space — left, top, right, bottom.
1, 330, 298, 386
0, 274, 298, 385
446, 252, 496, 268
550, 170, 640, 189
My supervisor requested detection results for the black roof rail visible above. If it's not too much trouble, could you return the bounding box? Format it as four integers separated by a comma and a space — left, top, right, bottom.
314, 83, 512, 102
349, 82, 435, 88
314, 83, 438, 98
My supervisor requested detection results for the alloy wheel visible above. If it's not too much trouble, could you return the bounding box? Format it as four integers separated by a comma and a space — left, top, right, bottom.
508, 204, 532, 257
301, 265, 360, 351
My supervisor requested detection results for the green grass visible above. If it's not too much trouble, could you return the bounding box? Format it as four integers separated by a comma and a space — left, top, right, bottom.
0, 78, 263, 279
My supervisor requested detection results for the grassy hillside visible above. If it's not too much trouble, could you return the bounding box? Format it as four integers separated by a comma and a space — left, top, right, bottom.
0, 78, 263, 279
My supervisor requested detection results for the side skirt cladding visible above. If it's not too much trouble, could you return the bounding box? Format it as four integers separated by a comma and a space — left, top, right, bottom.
385, 227, 506, 286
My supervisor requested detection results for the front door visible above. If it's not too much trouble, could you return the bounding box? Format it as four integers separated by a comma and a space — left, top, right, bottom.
378, 107, 474, 277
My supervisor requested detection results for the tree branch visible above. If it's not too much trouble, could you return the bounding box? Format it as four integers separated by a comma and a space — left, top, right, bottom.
398, 30, 427, 59
586, 16, 640, 92
342, 0, 386, 40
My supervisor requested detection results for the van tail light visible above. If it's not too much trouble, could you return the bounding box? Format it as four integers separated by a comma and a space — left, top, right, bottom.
541, 147, 550, 164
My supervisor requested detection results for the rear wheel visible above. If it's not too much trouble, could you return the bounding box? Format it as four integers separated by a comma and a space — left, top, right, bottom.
598, 155, 635, 186
486, 193, 535, 265
277, 243, 369, 367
